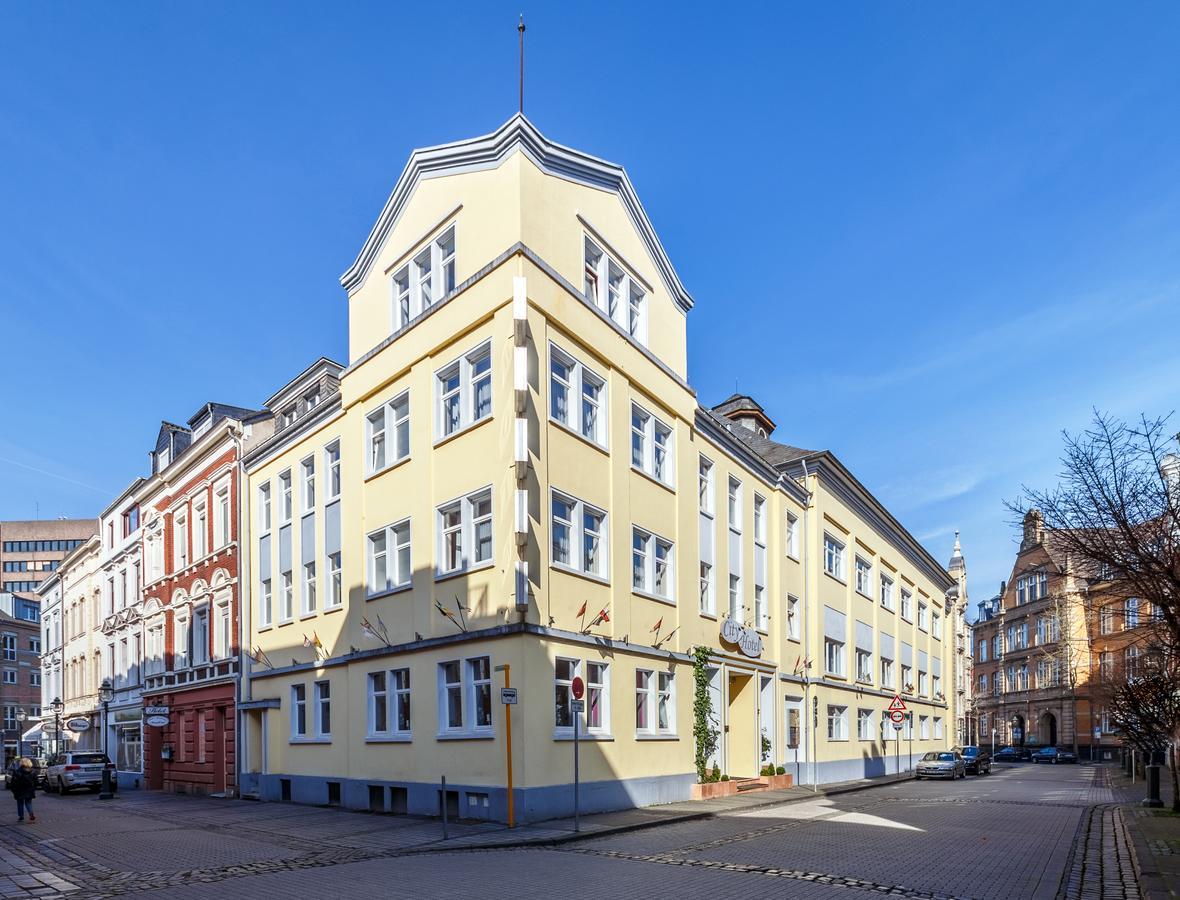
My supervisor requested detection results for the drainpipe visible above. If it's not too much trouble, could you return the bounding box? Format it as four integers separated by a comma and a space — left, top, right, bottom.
799, 458, 817, 791
229, 422, 249, 795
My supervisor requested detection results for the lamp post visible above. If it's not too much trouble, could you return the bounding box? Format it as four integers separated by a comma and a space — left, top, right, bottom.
15, 709, 26, 762
51, 697, 63, 758
98, 678, 114, 799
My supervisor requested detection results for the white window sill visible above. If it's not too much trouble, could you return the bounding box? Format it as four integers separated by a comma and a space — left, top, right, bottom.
553, 731, 613, 742
824, 571, 846, 586
827, 737, 849, 743
366, 734, 412, 744
699, 611, 718, 621
322, 605, 343, 615
550, 417, 609, 456
434, 413, 493, 450
631, 588, 675, 607
299, 611, 318, 621
367, 584, 412, 602
551, 562, 610, 587
786, 635, 801, 643
276, 619, 295, 628
257, 624, 273, 633
630, 464, 675, 494
436, 731, 494, 741
364, 454, 411, 484
855, 589, 872, 600
435, 560, 494, 583
289, 738, 331, 745
635, 732, 678, 741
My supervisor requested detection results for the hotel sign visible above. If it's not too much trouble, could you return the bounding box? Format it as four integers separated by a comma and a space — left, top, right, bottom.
720, 618, 763, 658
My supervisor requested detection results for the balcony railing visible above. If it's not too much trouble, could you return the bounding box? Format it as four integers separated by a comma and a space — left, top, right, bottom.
143, 657, 238, 693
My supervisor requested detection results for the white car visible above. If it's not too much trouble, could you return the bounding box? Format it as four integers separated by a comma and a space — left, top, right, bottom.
44, 751, 114, 794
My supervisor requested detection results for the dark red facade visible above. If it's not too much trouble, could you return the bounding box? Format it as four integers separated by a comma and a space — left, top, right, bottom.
140, 440, 242, 796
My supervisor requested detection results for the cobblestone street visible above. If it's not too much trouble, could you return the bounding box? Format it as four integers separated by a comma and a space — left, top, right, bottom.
0, 764, 1146, 899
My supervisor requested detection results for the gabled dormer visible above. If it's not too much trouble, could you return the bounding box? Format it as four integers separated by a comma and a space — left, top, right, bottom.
264, 357, 345, 437
151, 422, 191, 474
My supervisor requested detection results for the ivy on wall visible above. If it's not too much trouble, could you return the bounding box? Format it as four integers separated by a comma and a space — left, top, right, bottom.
691, 646, 719, 783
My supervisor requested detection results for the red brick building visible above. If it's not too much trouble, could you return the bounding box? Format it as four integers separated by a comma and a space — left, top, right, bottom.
138, 404, 272, 795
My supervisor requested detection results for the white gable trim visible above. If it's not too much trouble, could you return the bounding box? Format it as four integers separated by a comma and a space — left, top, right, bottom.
339, 114, 694, 314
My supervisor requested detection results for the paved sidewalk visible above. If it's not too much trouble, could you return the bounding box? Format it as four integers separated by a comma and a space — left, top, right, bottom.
438, 771, 918, 849
1111, 765, 1180, 899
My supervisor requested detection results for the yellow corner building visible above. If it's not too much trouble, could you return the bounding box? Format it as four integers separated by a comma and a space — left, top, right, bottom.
236, 116, 964, 821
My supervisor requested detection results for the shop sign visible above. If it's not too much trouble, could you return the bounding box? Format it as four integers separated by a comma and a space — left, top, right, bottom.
144, 706, 169, 716
720, 618, 763, 658
145, 715, 169, 728
65, 717, 91, 732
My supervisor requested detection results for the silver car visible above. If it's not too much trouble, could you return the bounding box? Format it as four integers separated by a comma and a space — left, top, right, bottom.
915, 750, 966, 780
44, 751, 114, 794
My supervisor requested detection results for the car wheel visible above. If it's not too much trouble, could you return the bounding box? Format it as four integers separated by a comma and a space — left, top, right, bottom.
57, 777, 68, 794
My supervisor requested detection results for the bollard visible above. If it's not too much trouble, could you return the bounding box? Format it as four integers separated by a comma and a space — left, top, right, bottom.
1143, 764, 1164, 808
99, 768, 114, 800
441, 775, 449, 839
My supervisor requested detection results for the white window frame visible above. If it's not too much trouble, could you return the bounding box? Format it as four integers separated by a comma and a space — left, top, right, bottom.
291, 684, 308, 739
391, 226, 457, 330
583, 236, 648, 345
824, 534, 845, 581
193, 498, 208, 561
880, 573, 894, 610
824, 637, 845, 678
325, 441, 342, 501
259, 579, 273, 628
631, 527, 674, 602
213, 481, 231, 550
302, 561, 317, 615
366, 391, 410, 475
635, 667, 675, 736
213, 596, 231, 660
279, 470, 293, 524
550, 490, 608, 579
880, 656, 895, 689
326, 552, 342, 609
258, 483, 272, 534
918, 602, 929, 632
699, 456, 715, 515
436, 342, 492, 440
301, 456, 315, 511
549, 344, 608, 447
854, 556, 872, 597
786, 595, 800, 641
827, 705, 848, 741
314, 680, 331, 740
367, 519, 411, 596
630, 403, 674, 486
436, 488, 493, 577
900, 588, 913, 622
857, 708, 874, 741
367, 668, 412, 739
786, 512, 799, 559
437, 655, 493, 738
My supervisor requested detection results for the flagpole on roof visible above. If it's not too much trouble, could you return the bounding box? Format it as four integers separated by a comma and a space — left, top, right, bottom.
518, 15, 526, 114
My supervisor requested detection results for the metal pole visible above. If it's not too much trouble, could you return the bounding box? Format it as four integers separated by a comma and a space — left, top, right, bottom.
500, 665, 515, 828
573, 707, 580, 832
441, 775, 448, 840
517, 16, 525, 114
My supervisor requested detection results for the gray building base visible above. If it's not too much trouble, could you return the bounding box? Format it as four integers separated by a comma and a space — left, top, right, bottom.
250, 771, 696, 825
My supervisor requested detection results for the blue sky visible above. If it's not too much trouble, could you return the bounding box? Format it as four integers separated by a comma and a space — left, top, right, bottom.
2, 3, 1178, 613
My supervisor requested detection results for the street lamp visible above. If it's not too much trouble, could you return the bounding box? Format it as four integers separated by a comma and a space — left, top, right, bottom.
50, 697, 63, 758
98, 679, 114, 800
15, 710, 26, 761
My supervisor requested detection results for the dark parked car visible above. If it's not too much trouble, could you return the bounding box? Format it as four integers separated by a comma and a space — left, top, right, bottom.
955, 745, 992, 775
993, 746, 1022, 762
1033, 747, 1077, 764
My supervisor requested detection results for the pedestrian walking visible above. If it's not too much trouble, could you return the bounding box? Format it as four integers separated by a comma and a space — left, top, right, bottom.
9, 758, 37, 823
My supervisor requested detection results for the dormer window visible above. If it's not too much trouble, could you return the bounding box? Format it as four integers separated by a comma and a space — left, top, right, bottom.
392, 227, 457, 331
305, 389, 321, 411
583, 237, 648, 345
281, 406, 297, 429
158, 446, 170, 470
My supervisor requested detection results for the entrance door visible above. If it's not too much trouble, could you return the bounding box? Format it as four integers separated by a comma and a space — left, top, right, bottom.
214, 707, 227, 794
726, 673, 757, 777
705, 668, 723, 775
1012, 714, 1026, 747
1041, 712, 1058, 747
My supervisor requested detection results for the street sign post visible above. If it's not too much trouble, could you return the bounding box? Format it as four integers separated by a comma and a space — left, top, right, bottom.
571, 678, 585, 833
501, 688, 518, 705
889, 710, 905, 724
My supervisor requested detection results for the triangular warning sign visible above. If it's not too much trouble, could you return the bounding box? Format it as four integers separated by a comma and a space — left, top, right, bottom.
887, 694, 907, 713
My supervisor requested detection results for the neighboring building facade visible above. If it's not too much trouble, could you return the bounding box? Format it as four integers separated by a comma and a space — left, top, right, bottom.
139, 403, 272, 796
238, 115, 958, 821
945, 535, 974, 745
971, 509, 1159, 758
95, 480, 147, 787
35, 535, 102, 759
0, 595, 45, 762
1, 519, 96, 597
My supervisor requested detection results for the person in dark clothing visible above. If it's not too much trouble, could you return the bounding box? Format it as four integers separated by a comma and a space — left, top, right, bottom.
9, 758, 36, 823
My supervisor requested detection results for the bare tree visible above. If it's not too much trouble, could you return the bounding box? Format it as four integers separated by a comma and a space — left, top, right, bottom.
1013, 412, 1180, 646
1101, 644, 1180, 811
